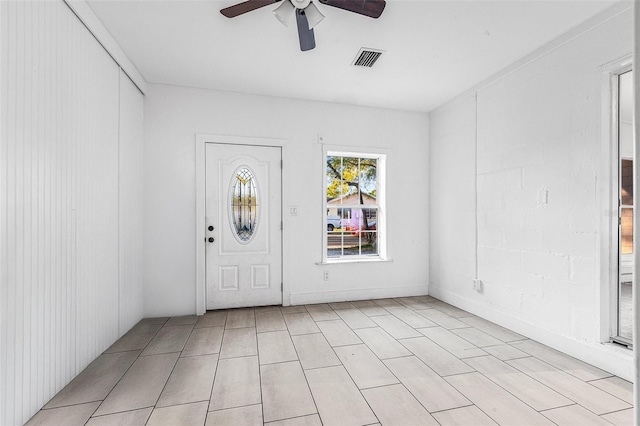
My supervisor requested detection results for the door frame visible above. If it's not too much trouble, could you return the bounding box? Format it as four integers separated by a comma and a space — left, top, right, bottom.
598, 56, 632, 343
195, 134, 288, 315
612, 66, 634, 345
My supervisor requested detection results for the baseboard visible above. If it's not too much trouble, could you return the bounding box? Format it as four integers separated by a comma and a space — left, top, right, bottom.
289, 284, 429, 306
429, 285, 633, 382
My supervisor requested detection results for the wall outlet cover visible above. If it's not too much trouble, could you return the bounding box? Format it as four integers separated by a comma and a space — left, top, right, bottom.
473, 279, 483, 292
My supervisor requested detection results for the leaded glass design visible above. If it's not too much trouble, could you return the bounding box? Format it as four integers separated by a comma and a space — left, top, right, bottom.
230, 167, 259, 242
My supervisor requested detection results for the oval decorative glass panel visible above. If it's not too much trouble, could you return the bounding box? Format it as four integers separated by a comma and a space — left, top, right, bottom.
230, 167, 259, 243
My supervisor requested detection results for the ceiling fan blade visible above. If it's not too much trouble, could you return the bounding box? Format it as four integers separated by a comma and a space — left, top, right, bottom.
296, 9, 316, 51
318, 0, 385, 18
221, 0, 281, 18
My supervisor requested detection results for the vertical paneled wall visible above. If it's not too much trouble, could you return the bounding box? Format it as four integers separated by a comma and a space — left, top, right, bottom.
0, 2, 144, 425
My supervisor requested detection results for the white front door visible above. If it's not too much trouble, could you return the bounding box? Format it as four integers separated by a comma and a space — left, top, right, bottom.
205, 143, 282, 310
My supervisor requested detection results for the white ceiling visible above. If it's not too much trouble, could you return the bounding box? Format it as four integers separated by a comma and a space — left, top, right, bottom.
86, 0, 623, 112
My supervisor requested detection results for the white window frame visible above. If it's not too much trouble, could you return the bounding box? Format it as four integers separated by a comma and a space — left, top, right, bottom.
322, 147, 387, 263
598, 55, 632, 346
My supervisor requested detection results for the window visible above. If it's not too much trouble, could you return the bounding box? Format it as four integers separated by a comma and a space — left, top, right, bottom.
324, 150, 386, 262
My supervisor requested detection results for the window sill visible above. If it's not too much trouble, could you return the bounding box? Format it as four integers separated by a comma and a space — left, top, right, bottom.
316, 258, 393, 265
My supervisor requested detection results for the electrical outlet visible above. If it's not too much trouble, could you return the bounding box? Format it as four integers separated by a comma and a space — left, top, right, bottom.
323, 271, 330, 281
538, 189, 549, 205
473, 279, 483, 292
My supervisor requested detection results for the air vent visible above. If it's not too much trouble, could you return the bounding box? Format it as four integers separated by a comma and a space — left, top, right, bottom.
352, 48, 383, 68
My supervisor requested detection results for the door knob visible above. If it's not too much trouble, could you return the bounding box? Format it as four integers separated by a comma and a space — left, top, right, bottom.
208, 237, 215, 243
208, 225, 214, 231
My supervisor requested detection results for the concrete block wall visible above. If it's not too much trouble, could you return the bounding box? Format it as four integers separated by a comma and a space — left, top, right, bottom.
429, 4, 634, 378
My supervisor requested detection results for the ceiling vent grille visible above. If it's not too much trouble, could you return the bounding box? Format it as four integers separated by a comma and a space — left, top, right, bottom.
352, 48, 383, 68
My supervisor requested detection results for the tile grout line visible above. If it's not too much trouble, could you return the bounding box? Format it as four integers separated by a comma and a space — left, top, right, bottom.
86, 318, 168, 419
141, 318, 191, 419
34, 299, 635, 426
254, 321, 265, 426
287, 323, 322, 425
341, 310, 470, 421
501, 356, 627, 416
328, 299, 450, 421
205, 312, 227, 418
317, 322, 382, 426
363, 300, 567, 421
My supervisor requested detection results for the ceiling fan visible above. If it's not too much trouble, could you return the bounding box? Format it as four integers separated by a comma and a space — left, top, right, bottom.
220, 0, 386, 51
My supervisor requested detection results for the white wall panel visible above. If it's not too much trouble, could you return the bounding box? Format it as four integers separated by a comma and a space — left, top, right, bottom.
73, 5, 120, 371
0, 2, 143, 425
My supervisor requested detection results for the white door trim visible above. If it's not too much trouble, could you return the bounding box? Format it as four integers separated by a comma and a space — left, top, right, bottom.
195, 134, 288, 315
598, 56, 632, 341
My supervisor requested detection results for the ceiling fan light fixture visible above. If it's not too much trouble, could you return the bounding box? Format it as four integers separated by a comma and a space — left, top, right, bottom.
273, 0, 295, 27
304, 2, 325, 29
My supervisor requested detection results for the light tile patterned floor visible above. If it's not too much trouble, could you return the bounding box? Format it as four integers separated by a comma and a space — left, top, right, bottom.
27, 296, 633, 426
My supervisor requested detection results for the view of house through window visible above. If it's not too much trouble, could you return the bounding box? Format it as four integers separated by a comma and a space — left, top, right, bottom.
325, 153, 384, 260
616, 69, 634, 344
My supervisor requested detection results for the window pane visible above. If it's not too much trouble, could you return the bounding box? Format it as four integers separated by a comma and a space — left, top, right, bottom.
621, 159, 633, 205
341, 157, 360, 202
359, 158, 377, 200
230, 167, 259, 242
326, 208, 378, 258
327, 207, 345, 258
327, 156, 347, 200
346, 230, 378, 256
327, 231, 342, 258
621, 207, 633, 254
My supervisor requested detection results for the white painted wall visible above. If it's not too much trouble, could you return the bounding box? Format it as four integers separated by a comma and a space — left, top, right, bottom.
118, 70, 145, 335
0, 2, 144, 424
143, 84, 429, 317
429, 6, 634, 379
429, 94, 478, 305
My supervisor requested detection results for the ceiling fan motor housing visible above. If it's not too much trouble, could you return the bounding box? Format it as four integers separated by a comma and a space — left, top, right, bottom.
291, 0, 311, 9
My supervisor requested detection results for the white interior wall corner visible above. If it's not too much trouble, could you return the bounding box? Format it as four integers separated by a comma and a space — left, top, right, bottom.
428, 93, 478, 299
63, 0, 147, 94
